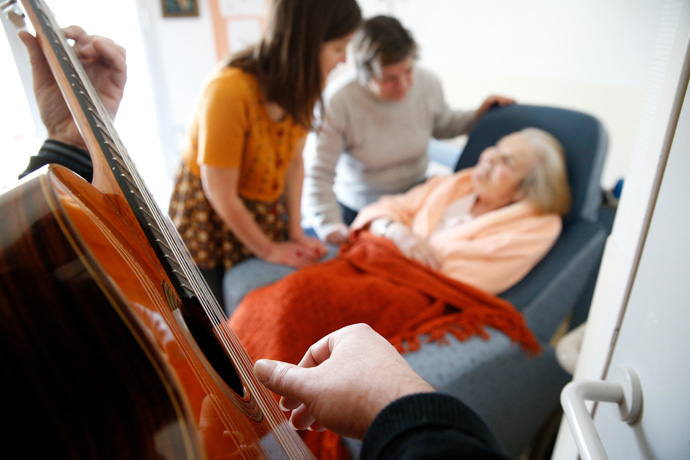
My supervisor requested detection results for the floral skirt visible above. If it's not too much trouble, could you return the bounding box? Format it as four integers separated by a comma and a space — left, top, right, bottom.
168, 162, 289, 270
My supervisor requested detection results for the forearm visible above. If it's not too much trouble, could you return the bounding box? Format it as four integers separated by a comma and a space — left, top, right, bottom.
351, 195, 415, 231
304, 116, 347, 238
351, 175, 449, 230
433, 108, 478, 139
284, 154, 305, 238
200, 164, 279, 257
304, 173, 346, 240
210, 193, 276, 258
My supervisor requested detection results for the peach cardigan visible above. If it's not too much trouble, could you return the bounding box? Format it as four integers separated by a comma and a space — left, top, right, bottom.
352, 169, 562, 294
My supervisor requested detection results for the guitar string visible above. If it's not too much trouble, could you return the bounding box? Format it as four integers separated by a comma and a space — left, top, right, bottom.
33, 1, 308, 456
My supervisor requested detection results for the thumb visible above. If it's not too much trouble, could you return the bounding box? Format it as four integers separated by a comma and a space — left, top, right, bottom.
254, 359, 305, 404
18, 31, 53, 89
18, 30, 45, 66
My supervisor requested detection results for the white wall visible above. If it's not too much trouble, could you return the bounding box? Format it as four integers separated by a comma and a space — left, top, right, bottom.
134, 0, 217, 183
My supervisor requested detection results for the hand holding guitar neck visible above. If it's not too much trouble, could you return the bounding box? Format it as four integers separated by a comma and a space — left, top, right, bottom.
19, 25, 126, 150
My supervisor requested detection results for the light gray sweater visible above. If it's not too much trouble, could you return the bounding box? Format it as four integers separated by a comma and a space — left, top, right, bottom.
303, 67, 477, 240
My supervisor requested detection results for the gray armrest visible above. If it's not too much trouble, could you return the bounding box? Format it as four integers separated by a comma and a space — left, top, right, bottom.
406, 333, 570, 456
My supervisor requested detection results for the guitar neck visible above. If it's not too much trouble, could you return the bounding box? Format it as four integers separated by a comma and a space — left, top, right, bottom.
21, 0, 204, 303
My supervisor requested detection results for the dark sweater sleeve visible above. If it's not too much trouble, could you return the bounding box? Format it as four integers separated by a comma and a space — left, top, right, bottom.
361, 393, 512, 460
18, 139, 93, 182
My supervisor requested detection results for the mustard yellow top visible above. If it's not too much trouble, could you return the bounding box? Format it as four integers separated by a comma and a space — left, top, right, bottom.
181, 67, 308, 201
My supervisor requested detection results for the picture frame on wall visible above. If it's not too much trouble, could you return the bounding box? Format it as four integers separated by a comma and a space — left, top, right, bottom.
162, 0, 199, 17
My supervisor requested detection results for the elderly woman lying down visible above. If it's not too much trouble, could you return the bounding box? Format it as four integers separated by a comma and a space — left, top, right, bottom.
228, 127, 570, 457
354, 126, 571, 293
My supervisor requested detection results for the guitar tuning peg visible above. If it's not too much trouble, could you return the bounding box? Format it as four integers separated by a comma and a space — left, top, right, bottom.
1, 0, 26, 29
8, 10, 26, 28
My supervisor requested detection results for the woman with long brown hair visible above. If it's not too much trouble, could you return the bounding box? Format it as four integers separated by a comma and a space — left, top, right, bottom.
168, 0, 362, 303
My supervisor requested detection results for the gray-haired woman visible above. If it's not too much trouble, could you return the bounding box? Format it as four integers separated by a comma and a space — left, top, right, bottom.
303, 15, 514, 246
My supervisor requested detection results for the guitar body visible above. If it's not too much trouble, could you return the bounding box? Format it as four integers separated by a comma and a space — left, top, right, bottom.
0, 165, 296, 459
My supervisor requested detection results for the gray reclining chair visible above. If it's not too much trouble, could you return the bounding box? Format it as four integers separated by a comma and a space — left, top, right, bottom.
382, 104, 609, 458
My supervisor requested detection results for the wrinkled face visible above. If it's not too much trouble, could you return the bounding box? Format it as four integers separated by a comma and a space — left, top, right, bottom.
367, 55, 415, 101
320, 32, 355, 84
471, 132, 539, 206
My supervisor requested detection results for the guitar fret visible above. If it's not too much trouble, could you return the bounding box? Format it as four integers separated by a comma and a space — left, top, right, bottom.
118, 171, 140, 193
161, 251, 185, 273
165, 265, 195, 298
146, 224, 173, 250
130, 198, 164, 230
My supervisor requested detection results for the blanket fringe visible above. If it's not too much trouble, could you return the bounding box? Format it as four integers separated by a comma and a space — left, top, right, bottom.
390, 311, 541, 356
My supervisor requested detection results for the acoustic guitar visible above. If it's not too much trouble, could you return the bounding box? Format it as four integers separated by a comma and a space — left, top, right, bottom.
0, 0, 313, 458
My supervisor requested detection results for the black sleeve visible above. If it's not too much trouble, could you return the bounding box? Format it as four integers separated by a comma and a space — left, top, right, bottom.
18, 139, 93, 182
361, 393, 513, 460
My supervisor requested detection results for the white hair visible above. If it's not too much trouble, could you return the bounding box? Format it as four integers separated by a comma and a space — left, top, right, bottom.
519, 128, 571, 216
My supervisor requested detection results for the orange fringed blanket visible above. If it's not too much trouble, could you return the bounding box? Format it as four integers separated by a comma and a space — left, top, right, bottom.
229, 231, 540, 459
